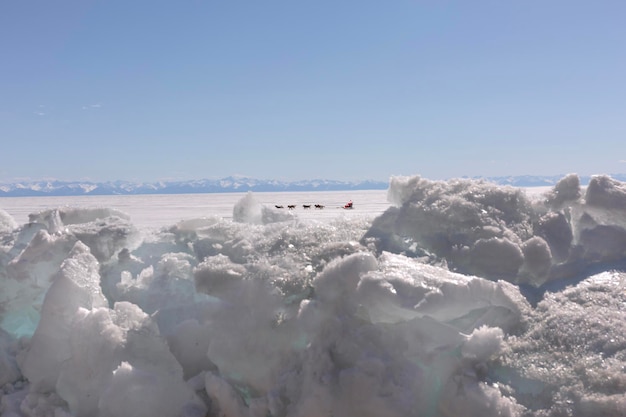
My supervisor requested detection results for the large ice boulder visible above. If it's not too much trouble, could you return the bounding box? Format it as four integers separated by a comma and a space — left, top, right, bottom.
201, 252, 528, 417
18, 241, 107, 392
0, 209, 18, 234
18, 261, 206, 417
233, 192, 294, 225
364, 174, 626, 287
1, 230, 78, 337
55, 302, 206, 417
28, 207, 139, 262
0, 207, 142, 338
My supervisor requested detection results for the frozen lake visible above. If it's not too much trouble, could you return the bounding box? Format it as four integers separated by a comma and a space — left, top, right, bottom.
3, 178, 623, 417
0, 190, 391, 229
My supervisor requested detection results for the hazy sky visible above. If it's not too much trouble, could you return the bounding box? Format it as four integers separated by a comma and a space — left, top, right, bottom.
2, 1, 625, 183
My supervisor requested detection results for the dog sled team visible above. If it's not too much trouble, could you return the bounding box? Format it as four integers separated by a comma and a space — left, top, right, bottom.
274, 200, 353, 210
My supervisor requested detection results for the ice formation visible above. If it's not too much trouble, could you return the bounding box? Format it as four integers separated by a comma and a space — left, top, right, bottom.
367, 173, 626, 286
0, 174, 625, 417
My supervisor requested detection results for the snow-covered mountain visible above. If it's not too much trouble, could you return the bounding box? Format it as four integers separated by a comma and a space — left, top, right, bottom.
1, 174, 624, 197
472, 174, 626, 187
0, 176, 389, 197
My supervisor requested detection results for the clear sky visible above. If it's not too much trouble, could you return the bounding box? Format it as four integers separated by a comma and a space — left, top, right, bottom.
1, 1, 625, 183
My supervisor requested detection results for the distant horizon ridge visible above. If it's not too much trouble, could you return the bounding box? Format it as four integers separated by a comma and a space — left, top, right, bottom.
1, 173, 625, 197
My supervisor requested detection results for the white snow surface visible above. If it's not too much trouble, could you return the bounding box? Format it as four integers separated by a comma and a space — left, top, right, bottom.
0, 174, 625, 417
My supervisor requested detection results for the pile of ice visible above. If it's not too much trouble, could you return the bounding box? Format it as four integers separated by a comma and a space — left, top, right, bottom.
0, 174, 625, 417
366, 173, 626, 286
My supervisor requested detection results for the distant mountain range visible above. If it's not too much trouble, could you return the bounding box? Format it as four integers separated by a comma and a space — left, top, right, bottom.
0, 177, 388, 197
0, 174, 624, 197
472, 174, 626, 187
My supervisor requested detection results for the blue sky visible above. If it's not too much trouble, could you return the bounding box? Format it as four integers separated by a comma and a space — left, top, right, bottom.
1, 1, 625, 183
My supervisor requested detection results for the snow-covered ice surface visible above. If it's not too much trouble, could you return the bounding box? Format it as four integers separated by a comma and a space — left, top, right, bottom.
1, 175, 625, 417
0, 190, 390, 230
